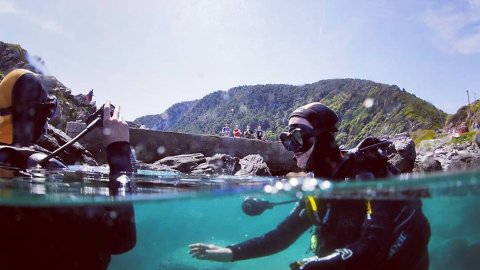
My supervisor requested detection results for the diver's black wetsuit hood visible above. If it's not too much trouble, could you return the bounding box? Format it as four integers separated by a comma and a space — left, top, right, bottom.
306, 132, 342, 178
0, 69, 53, 146
289, 102, 342, 178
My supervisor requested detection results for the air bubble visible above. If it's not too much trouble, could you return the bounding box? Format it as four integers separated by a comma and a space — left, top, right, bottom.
319, 180, 332, 190
274, 181, 283, 189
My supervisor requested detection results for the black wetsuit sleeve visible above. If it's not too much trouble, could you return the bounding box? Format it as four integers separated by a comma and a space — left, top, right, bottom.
104, 141, 137, 253
228, 200, 312, 261
106, 141, 136, 177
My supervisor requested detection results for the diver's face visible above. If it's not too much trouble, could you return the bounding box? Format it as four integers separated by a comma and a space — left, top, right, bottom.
288, 117, 315, 169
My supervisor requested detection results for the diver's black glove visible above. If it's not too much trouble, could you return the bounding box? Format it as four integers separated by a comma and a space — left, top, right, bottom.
290, 248, 352, 270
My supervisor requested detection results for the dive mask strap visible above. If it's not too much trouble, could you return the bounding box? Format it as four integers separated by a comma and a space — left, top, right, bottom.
0, 107, 12, 116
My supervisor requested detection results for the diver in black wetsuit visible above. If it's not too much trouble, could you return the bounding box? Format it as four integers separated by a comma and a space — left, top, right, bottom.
189, 102, 430, 270
0, 69, 136, 270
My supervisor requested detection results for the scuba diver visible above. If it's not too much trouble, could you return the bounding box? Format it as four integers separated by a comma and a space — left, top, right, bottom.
189, 102, 430, 270
0, 69, 136, 270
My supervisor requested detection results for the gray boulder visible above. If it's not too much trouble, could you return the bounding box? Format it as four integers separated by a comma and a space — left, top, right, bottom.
35, 124, 97, 166
386, 135, 416, 173
155, 153, 206, 173
474, 133, 480, 148
136, 161, 179, 172
235, 154, 271, 176
419, 154, 443, 172
163, 153, 241, 175
190, 154, 241, 175
201, 154, 241, 175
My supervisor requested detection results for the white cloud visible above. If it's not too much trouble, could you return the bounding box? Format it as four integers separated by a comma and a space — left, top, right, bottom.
0, 1, 18, 14
422, 0, 480, 54
37, 19, 66, 35
0, 1, 70, 37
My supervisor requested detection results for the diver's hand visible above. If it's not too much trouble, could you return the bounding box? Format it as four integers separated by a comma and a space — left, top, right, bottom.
188, 243, 233, 262
292, 250, 348, 270
100, 101, 129, 146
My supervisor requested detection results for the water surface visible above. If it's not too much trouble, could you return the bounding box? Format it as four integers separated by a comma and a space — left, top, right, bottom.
1, 168, 479, 270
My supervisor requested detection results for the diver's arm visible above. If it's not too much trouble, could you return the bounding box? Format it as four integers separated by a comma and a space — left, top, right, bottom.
106, 141, 136, 176
100, 102, 136, 176
99, 102, 137, 253
227, 200, 312, 261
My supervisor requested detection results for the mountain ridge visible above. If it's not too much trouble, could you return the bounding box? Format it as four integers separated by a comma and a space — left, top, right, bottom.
0, 40, 455, 147
134, 79, 447, 146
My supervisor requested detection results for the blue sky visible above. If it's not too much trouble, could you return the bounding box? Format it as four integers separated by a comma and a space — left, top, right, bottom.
1, 0, 479, 120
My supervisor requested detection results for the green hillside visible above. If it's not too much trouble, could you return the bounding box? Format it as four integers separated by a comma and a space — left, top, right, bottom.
135, 79, 447, 146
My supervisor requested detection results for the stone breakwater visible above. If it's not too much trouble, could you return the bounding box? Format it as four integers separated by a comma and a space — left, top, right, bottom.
81, 128, 299, 176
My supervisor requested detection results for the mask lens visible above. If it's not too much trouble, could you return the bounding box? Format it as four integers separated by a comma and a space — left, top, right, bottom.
280, 124, 318, 152
280, 132, 294, 151
280, 128, 306, 152
33, 96, 58, 119
291, 129, 303, 146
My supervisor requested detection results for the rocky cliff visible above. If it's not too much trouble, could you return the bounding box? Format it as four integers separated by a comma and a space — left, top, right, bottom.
0, 41, 97, 130
1, 41, 97, 164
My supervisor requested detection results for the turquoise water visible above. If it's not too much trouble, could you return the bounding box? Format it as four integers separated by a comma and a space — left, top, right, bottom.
1, 168, 479, 270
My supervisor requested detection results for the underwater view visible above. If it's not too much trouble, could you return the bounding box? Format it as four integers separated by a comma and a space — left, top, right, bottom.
1, 168, 479, 270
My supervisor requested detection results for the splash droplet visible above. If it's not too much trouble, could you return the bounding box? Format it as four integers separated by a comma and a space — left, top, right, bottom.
103, 128, 112, 136
157, 146, 166, 155
363, 98, 374, 108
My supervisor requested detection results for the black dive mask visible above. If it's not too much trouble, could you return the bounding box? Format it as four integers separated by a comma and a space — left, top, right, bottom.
31, 95, 58, 120
30, 95, 58, 138
280, 124, 325, 152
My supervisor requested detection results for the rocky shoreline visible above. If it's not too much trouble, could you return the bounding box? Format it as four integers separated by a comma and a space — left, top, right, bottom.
40, 126, 480, 177
415, 135, 480, 173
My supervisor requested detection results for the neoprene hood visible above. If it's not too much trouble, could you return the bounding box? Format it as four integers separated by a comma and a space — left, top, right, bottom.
289, 102, 342, 178
289, 102, 338, 132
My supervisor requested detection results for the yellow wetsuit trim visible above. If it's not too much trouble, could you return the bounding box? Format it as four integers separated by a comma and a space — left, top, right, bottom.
307, 195, 318, 212
366, 200, 372, 216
